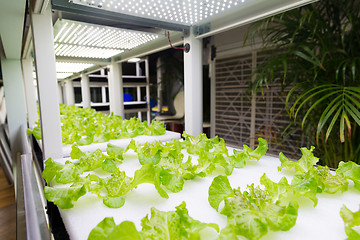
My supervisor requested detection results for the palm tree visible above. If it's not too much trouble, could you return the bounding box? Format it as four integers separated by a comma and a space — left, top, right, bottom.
247, 0, 360, 167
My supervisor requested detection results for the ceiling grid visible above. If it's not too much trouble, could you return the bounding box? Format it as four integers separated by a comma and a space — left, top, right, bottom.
45, 0, 318, 79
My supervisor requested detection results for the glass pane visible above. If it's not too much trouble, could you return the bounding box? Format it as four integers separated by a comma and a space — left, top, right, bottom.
74, 87, 82, 103
91, 87, 102, 103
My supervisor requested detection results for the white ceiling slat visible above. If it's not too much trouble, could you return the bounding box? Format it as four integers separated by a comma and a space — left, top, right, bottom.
48, 0, 317, 79
53, 19, 161, 60
71, 0, 249, 26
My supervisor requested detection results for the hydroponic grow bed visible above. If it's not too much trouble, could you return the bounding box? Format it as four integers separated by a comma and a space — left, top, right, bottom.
50, 145, 358, 240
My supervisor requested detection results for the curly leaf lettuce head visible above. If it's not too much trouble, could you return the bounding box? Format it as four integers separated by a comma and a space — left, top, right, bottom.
141, 202, 218, 240
278, 146, 319, 173
340, 205, 360, 240
44, 184, 86, 209
88, 202, 218, 240
88, 217, 141, 240
336, 161, 360, 191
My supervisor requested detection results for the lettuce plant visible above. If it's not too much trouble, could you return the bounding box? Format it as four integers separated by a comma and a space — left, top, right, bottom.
28, 104, 167, 145
43, 135, 268, 209
340, 205, 360, 240
87, 202, 219, 240
208, 175, 299, 240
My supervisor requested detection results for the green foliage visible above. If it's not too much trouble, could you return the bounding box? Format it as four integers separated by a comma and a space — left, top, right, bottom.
340, 205, 360, 240
209, 147, 360, 239
44, 134, 268, 209
44, 185, 86, 209
209, 175, 299, 240
28, 104, 167, 145
88, 202, 218, 240
247, 0, 360, 167
26, 121, 41, 140
278, 147, 356, 198
336, 161, 360, 191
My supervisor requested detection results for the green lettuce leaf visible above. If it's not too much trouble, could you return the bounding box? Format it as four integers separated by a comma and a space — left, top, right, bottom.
88, 217, 116, 240
55, 161, 82, 184
312, 166, 349, 194
88, 218, 141, 240
131, 163, 168, 199
159, 169, 184, 193
241, 138, 268, 161
104, 171, 133, 197
101, 158, 118, 173
210, 175, 299, 240
60, 104, 166, 145
290, 172, 320, 207
44, 185, 86, 209
109, 221, 142, 240
278, 146, 319, 173
336, 161, 360, 191
76, 149, 106, 172
340, 205, 360, 240
42, 158, 64, 184
88, 202, 217, 240
182, 132, 217, 155
103, 196, 126, 208
27, 123, 42, 140
141, 202, 218, 239
107, 143, 125, 161
220, 185, 298, 240
208, 175, 234, 211
131, 141, 163, 165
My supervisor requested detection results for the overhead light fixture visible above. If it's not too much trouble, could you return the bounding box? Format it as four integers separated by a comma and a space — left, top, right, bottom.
127, 58, 141, 63
56, 62, 94, 73
56, 73, 74, 79
70, 0, 248, 25
53, 19, 161, 59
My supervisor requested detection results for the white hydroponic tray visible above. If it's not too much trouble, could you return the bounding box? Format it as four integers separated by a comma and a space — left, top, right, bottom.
61, 130, 181, 157
52, 146, 358, 240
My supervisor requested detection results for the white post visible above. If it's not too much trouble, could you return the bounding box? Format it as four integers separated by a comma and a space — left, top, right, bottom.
136, 62, 141, 76
145, 58, 151, 123
21, 58, 38, 128
0, 58, 27, 157
136, 86, 142, 121
250, 51, 257, 148
58, 81, 64, 104
184, 28, 203, 136
64, 80, 75, 105
108, 61, 124, 118
156, 57, 163, 113
210, 59, 216, 138
101, 86, 107, 103
31, 5, 63, 160
80, 74, 91, 108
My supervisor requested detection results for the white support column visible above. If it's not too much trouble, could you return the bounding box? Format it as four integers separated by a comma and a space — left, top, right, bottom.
21, 58, 38, 128
136, 86, 142, 121
210, 59, 216, 138
31, 5, 63, 160
101, 86, 107, 103
145, 58, 151, 123
58, 81, 64, 104
184, 28, 203, 136
64, 80, 75, 105
0, 58, 27, 157
250, 51, 257, 148
136, 62, 142, 76
108, 62, 124, 118
80, 74, 91, 108
156, 57, 163, 113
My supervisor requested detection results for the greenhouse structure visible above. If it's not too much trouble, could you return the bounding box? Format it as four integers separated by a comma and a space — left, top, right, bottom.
0, 0, 359, 239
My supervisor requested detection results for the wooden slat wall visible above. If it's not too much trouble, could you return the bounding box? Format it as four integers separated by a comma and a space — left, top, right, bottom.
215, 52, 305, 158
215, 54, 252, 147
